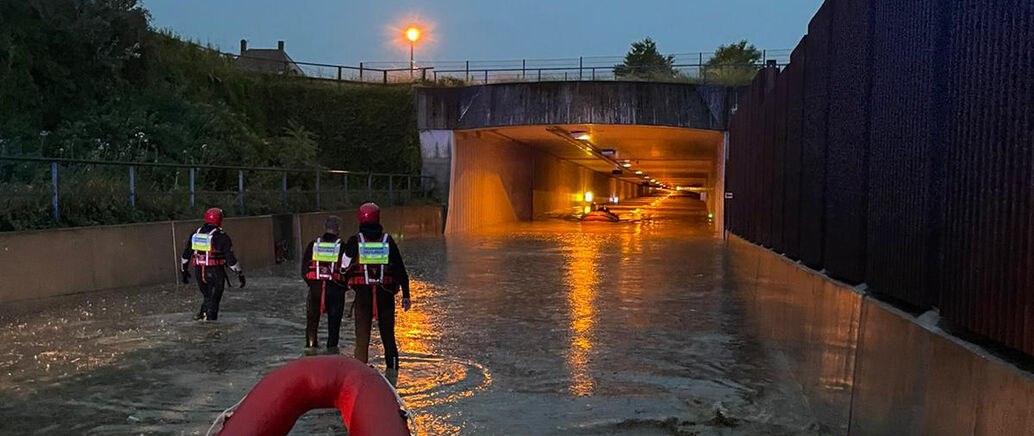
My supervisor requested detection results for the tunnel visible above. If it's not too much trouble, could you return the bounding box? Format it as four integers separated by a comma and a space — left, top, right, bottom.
416, 81, 733, 233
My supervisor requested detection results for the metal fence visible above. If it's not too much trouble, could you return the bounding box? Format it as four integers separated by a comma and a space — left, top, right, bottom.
0, 156, 436, 229
725, 0, 1034, 357
228, 49, 792, 85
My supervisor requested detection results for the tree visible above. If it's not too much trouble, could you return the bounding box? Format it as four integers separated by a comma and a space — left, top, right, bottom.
705, 40, 762, 85
614, 37, 676, 80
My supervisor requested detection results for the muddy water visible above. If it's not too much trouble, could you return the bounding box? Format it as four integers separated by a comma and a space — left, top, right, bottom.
0, 196, 820, 435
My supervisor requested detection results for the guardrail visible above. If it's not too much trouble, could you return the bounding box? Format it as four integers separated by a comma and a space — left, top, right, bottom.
0, 156, 435, 228
226, 49, 792, 85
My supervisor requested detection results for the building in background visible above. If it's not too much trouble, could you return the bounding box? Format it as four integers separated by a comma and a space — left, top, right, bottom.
236, 39, 304, 75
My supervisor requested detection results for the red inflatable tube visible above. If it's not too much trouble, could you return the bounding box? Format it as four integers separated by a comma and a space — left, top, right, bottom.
219, 356, 411, 436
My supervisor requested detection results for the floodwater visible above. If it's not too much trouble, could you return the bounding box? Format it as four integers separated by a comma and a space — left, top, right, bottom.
0, 196, 821, 435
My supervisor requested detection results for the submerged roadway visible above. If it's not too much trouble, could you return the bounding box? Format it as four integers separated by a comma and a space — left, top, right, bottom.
0, 196, 820, 435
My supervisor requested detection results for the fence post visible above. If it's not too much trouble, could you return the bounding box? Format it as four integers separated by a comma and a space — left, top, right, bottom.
522, 59, 526, 79
579, 57, 583, 80
421, 68, 427, 82
337, 66, 342, 81
360, 63, 364, 81
129, 166, 136, 211
538, 69, 542, 81
484, 69, 488, 84
388, 174, 394, 205
762, 49, 767, 64
237, 169, 244, 213
433, 71, 438, 82
50, 161, 59, 222
315, 171, 322, 210
189, 167, 196, 209
281, 171, 287, 208
591, 67, 596, 80
465, 60, 469, 81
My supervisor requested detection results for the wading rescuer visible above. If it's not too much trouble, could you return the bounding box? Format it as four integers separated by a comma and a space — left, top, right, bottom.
180, 208, 245, 321
344, 203, 411, 380
301, 216, 350, 353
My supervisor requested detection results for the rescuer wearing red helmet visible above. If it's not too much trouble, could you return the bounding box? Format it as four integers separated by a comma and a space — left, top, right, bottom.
343, 202, 411, 378
180, 207, 245, 321
300, 215, 349, 353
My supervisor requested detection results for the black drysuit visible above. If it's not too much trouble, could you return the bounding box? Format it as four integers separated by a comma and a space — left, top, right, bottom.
301, 233, 348, 348
180, 223, 240, 321
343, 222, 410, 369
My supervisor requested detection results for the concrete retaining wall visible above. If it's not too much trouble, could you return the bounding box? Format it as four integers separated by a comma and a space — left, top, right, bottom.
0, 205, 443, 304
726, 234, 1034, 436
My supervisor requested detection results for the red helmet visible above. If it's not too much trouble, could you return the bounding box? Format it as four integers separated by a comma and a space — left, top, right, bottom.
203, 208, 224, 226
358, 202, 380, 224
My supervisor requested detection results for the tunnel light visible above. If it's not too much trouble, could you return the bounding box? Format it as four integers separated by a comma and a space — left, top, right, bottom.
583, 205, 591, 214
621, 161, 632, 168
634, 170, 643, 175
570, 131, 592, 141
610, 196, 619, 204
583, 191, 594, 203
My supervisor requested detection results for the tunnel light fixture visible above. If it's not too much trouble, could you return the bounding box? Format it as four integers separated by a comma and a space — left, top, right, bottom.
634, 170, 643, 175
570, 131, 592, 141
610, 196, 619, 204
600, 149, 616, 157
584, 191, 594, 203
621, 161, 632, 168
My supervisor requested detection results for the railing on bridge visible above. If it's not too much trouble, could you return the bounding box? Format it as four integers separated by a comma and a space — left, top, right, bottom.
227, 49, 792, 85
0, 156, 435, 230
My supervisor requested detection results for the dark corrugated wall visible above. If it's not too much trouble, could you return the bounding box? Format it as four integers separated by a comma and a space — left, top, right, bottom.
822, 0, 871, 284
940, 0, 1034, 356
866, 0, 949, 308
782, 40, 806, 261
725, 0, 1034, 356
798, 2, 832, 269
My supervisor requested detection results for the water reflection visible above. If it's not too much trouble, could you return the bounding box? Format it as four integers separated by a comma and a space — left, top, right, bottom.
562, 233, 602, 396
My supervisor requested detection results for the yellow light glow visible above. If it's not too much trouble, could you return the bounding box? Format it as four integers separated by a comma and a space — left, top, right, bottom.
583, 205, 591, 214
405, 27, 421, 42
583, 191, 594, 203
634, 170, 643, 175
621, 162, 632, 168
576, 133, 591, 141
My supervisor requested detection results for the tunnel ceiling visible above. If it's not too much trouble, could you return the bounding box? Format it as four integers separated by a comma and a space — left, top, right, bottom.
468, 124, 724, 188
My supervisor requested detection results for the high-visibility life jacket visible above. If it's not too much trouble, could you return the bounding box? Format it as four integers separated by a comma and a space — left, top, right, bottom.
191, 227, 227, 266
347, 233, 394, 288
306, 237, 346, 281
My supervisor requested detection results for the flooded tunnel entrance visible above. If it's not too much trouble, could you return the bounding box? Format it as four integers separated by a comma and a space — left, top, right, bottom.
429, 124, 726, 233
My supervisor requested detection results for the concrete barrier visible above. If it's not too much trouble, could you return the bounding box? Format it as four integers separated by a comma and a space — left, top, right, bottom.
0, 205, 444, 304
727, 234, 1034, 436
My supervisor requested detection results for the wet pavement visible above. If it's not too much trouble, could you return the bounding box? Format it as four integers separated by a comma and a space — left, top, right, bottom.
0, 196, 821, 435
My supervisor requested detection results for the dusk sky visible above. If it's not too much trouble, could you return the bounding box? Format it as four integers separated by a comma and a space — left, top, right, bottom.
144, 0, 824, 65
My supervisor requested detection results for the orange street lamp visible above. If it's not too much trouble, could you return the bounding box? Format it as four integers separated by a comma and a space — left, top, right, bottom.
405, 27, 421, 77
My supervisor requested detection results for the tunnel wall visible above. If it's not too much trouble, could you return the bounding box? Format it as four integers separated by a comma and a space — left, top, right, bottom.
728, 235, 1034, 436
725, 0, 1034, 356
0, 205, 444, 304
445, 130, 643, 233
417, 81, 721, 130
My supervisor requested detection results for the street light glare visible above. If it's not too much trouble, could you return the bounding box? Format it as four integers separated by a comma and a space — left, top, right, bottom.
406, 27, 421, 43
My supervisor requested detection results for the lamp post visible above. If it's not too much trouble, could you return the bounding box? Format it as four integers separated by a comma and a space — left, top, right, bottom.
405, 27, 420, 79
